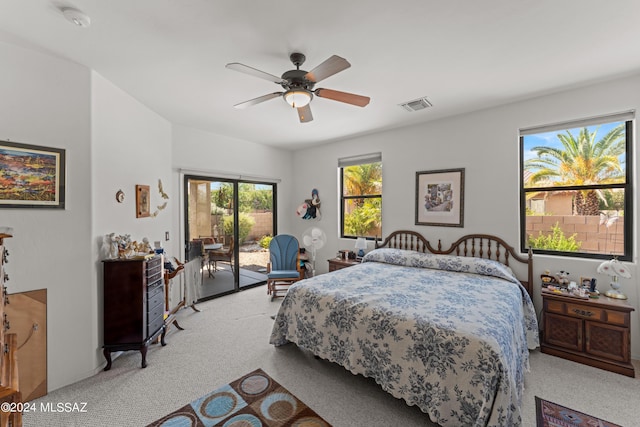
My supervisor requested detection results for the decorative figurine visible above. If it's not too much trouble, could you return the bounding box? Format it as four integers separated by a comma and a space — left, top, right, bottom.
555, 270, 570, 286
296, 188, 321, 220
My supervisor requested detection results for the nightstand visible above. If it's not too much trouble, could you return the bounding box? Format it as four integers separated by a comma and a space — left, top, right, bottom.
328, 258, 360, 272
540, 290, 635, 377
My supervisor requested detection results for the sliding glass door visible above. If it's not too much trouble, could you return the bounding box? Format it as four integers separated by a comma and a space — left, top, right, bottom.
184, 175, 276, 300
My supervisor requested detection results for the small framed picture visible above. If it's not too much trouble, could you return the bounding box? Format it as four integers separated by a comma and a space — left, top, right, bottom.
136, 185, 150, 218
579, 276, 594, 288
415, 168, 465, 227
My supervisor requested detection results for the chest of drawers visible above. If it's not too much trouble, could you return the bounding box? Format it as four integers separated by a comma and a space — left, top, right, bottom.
102, 256, 166, 370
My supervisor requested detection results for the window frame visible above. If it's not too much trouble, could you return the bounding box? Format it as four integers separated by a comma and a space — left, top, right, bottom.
339, 158, 382, 240
519, 118, 633, 261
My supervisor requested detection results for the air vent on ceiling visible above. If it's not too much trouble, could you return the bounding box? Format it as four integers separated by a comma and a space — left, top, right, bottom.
399, 97, 432, 112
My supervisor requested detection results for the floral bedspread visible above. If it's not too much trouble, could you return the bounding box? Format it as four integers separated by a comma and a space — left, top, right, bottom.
270, 249, 539, 427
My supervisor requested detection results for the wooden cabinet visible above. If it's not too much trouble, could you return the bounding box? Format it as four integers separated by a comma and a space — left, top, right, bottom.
541, 291, 635, 377
0, 232, 21, 427
102, 256, 166, 371
328, 258, 360, 272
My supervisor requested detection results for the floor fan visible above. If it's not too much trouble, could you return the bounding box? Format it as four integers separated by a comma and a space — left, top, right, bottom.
302, 227, 326, 277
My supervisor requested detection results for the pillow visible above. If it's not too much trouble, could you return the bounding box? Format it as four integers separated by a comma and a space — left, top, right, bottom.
362, 248, 518, 284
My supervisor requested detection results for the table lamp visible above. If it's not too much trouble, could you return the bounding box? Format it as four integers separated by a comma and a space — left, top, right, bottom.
355, 237, 367, 258
596, 257, 631, 300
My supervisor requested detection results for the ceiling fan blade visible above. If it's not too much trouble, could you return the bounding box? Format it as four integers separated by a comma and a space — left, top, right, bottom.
225, 62, 284, 84
304, 55, 350, 83
315, 88, 370, 107
297, 104, 313, 123
233, 92, 282, 109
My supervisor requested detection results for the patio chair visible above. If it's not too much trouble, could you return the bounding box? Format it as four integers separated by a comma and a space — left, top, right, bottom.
266, 234, 301, 300
208, 236, 234, 274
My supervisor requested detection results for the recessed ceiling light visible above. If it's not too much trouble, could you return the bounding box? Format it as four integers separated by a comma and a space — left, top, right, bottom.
60, 7, 91, 28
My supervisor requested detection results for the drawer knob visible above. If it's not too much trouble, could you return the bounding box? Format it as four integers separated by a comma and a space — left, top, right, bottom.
573, 308, 593, 317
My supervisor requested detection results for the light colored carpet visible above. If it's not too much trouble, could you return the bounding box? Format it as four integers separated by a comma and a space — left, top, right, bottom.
23, 285, 639, 427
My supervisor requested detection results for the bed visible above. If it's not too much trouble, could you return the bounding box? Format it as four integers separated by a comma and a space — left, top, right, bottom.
269, 230, 539, 427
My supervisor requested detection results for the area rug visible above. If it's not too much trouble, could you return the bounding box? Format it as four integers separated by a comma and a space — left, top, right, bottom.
535, 396, 622, 427
147, 368, 332, 426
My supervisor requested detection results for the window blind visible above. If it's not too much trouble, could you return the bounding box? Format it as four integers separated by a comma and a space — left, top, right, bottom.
338, 152, 382, 167
520, 110, 634, 135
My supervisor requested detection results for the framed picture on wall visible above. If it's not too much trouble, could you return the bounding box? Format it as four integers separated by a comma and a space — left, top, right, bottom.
415, 168, 465, 227
0, 140, 66, 209
136, 185, 151, 218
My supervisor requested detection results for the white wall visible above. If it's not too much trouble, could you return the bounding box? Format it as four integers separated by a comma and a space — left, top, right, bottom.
91, 71, 175, 371
0, 39, 295, 392
171, 124, 295, 239
291, 73, 640, 359
0, 40, 94, 389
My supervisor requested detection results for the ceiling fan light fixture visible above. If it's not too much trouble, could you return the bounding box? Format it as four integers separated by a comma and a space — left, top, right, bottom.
284, 90, 312, 108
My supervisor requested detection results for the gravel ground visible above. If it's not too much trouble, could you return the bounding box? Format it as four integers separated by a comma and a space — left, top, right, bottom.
238, 243, 269, 272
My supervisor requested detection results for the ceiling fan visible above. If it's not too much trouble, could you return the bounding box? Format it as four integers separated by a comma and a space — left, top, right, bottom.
225, 53, 370, 123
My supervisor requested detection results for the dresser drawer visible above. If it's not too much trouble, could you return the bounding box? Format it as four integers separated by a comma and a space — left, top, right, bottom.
148, 299, 165, 325
147, 270, 163, 286
147, 315, 165, 337
146, 257, 162, 281
146, 256, 162, 270
147, 287, 164, 312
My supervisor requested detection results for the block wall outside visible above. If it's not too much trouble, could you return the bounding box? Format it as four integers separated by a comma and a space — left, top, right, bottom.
525, 215, 624, 255
247, 212, 273, 241
209, 212, 273, 244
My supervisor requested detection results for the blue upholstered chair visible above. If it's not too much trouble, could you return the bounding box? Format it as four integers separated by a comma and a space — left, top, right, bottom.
267, 234, 301, 299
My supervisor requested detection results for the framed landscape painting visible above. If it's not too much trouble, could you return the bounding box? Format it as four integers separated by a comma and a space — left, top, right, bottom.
0, 140, 66, 209
415, 168, 464, 227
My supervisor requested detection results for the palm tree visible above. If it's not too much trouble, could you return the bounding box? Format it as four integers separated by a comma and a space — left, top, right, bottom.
344, 163, 382, 202
343, 162, 382, 235
524, 124, 625, 215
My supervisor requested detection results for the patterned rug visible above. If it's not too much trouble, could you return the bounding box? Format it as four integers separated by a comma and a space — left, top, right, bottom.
147, 368, 332, 426
535, 396, 622, 427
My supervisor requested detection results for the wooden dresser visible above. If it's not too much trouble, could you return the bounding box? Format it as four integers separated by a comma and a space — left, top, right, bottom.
102, 256, 166, 370
0, 232, 21, 427
541, 290, 635, 377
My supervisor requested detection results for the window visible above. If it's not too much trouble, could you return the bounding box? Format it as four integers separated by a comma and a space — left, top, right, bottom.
339, 153, 382, 239
520, 112, 633, 260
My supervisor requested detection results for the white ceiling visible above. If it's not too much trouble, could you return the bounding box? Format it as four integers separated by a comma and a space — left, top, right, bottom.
2, 0, 640, 150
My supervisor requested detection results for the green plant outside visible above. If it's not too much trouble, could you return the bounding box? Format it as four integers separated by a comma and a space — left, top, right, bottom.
342, 162, 382, 237
259, 235, 272, 249
524, 124, 626, 216
211, 183, 272, 213
222, 213, 255, 244
528, 222, 582, 252
344, 198, 381, 236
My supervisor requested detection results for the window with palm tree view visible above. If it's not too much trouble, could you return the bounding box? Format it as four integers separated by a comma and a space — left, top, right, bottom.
520, 114, 633, 260
340, 158, 382, 239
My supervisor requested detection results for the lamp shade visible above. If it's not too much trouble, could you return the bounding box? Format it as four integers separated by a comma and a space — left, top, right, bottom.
597, 258, 631, 279
284, 90, 312, 108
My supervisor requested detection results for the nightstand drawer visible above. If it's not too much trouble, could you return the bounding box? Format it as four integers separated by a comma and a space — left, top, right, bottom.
564, 302, 605, 321
328, 258, 360, 272
564, 302, 629, 326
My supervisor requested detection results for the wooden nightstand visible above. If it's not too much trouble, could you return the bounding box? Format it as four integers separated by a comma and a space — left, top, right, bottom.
540, 289, 635, 377
328, 258, 360, 272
